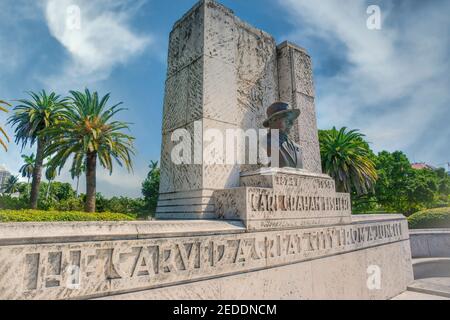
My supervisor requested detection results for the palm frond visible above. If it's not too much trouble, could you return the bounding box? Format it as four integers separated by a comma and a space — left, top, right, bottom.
8, 91, 69, 149
0, 100, 10, 151
320, 127, 378, 195
43, 90, 135, 175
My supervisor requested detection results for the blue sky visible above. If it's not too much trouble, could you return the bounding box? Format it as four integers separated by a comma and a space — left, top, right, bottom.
0, 0, 449, 198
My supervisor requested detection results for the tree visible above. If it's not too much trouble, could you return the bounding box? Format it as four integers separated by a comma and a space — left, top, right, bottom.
319, 127, 378, 195
49, 182, 76, 201
375, 151, 438, 215
8, 91, 68, 209
19, 153, 36, 183
44, 89, 135, 212
45, 166, 57, 200
142, 160, 160, 214
406, 169, 438, 211
70, 162, 85, 196
4, 175, 19, 194
435, 167, 450, 196
0, 100, 10, 151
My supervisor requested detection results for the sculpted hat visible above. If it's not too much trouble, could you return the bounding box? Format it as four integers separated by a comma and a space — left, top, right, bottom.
263, 102, 300, 128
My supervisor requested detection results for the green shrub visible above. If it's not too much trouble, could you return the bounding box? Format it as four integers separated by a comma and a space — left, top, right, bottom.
408, 207, 450, 229
0, 195, 29, 210
0, 209, 136, 222
53, 197, 85, 212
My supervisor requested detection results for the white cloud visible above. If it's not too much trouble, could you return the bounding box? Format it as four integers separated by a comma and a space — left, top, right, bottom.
280, 0, 450, 165
43, 0, 152, 89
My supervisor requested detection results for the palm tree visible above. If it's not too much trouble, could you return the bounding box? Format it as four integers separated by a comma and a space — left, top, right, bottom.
4, 175, 19, 194
19, 153, 36, 183
70, 162, 85, 197
142, 160, 160, 213
45, 166, 57, 200
44, 89, 135, 212
0, 100, 10, 151
149, 160, 159, 172
319, 127, 378, 195
8, 91, 68, 209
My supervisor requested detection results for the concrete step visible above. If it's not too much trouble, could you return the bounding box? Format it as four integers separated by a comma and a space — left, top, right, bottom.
392, 290, 450, 300
413, 257, 450, 279
407, 278, 450, 298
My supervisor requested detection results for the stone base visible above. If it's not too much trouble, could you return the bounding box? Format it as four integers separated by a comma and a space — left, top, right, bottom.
214, 168, 352, 230
0, 214, 413, 300
156, 189, 217, 219
100, 239, 413, 300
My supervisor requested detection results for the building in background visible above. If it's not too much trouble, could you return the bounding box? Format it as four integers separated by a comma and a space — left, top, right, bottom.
0, 165, 12, 193
411, 162, 435, 170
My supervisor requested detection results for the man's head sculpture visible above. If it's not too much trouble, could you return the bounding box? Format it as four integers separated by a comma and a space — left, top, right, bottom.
264, 102, 304, 169
263, 102, 300, 133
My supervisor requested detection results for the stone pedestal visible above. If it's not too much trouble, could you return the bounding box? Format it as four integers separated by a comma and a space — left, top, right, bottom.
215, 168, 352, 230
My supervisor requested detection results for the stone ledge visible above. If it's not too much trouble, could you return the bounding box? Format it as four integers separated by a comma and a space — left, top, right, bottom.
0, 220, 246, 246
0, 214, 406, 248
410, 229, 450, 235
351, 214, 407, 223
240, 167, 330, 179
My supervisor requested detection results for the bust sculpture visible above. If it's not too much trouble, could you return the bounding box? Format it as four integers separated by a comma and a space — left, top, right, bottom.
263, 102, 304, 169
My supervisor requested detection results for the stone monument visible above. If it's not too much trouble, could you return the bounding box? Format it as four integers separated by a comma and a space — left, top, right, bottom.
157, 0, 354, 234
157, 0, 322, 219
0, 0, 414, 300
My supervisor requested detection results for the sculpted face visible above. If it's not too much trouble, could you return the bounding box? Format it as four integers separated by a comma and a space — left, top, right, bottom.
269, 116, 295, 134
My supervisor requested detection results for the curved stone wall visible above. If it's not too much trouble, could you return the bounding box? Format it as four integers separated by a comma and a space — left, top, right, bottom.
410, 229, 450, 258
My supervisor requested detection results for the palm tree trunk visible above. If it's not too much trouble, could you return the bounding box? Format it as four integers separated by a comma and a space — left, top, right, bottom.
30, 138, 45, 209
76, 176, 80, 197
46, 180, 52, 200
85, 152, 97, 212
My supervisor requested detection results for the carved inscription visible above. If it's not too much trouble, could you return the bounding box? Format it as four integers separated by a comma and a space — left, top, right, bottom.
249, 189, 350, 212
9, 221, 407, 299
274, 175, 334, 191
219, 172, 351, 227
